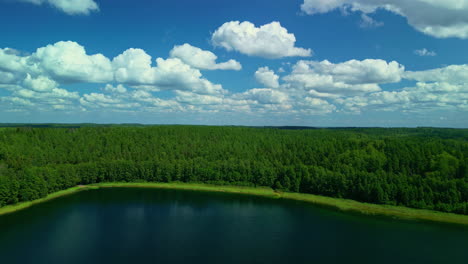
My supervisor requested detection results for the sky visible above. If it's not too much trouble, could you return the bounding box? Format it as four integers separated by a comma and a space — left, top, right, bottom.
0, 0, 467, 127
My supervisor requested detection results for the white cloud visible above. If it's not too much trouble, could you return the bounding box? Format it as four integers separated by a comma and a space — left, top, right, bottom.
103, 84, 127, 94
112, 48, 155, 84
151, 58, 224, 94
80, 92, 142, 110
301, 0, 348, 14
1, 96, 35, 107
255, 67, 279, 88
129, 85, 160, 92
405, 64, 468, 83
1, 40, 466, 118
307, 89, 341, 99
82, 92, 121, 104
113, 48, 224, 95
0, 41, 229, 112
14, 87, 78, 100
130, 90, 155, 102
282, 59, 403, 96
238, 88, 289, 104
79, 84, 183, 112
0, 71, 19, 84
337, 80, 468, 113
0, 48, 27, 73
175, 91, 224, 105
301, 0, 468, 39
414, 48, 437, 57
334, 60, 468, 113
3, 83, 80, 111
33, 41, 113, 83
1, 41, 225, 97
22, 74, 58, 92
299, 97, 337, 114
300, 59, 404, 84
359, 14, 384, 28
211, 21, 312, 59
21, 0, 99, 15
170, 44, 241, 70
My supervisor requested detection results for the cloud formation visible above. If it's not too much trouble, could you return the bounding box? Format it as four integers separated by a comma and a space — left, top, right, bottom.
301, 0, 468, 39
0, 41, 230, 112
405, 64, 468, 83
255, 67, 279, 88
21, 0, 99, 15
414, 48, 437, 57
337, 81, 468, 113
33, 41, 113, 83
239, 88, 289, 104
170, 44, 241, 70
282, 59, 404, 96
211, 21, 312, 59
359, 14, 384, 28
0, 40, 466, 120
112, 48, 224, 95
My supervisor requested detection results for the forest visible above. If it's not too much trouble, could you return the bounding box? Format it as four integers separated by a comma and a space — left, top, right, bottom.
0, 126, 466, 214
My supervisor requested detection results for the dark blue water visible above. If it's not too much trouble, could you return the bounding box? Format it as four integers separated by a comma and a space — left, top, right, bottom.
0, 188, 467, 264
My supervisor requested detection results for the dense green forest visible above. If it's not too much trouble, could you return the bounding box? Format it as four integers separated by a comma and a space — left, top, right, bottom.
0, 126, 466, 214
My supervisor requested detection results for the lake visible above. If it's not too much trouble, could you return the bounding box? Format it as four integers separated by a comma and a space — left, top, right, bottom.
0, 188, 467, 264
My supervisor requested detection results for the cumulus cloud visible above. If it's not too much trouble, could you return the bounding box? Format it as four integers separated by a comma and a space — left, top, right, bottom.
112, 48, 156, 84
80, 93, 140, 110
405, 64, 468, 83
113, 48, 224, 95
1, 40, 466, 118
103, 84, 127, 94
82, 92, 120, 104
282, 59, 403, 96
211, 21, 312, 59
4, 84, 80, 111
2, 41, 225, 96
14, 87, 79, 100
1, 96, 35, 107
33, 41, 113, 83
299, 59, 404, 84
414, 48, 437, 57
299, 97, 337, 114
22, 74, 58, 92
175, 91, 224, 105
79, 84, 182, 112
21, 0, 99, 15
336, 63, 468, 113
1, 42, 113, 84
0, 41, 229, 112
337, 81, 468, 113
255, 67, 279, 88
301, 0, 468, 39
0, 48, 31, 75
0, 71, 19, 84
170, 44, 241, 70
151, 58, 224, 94
237, 88, 289, 104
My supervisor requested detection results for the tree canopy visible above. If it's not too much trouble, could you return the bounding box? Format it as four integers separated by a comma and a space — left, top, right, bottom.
0, 126, 466, 214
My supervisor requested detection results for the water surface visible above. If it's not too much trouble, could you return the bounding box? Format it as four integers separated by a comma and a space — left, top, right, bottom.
0, 188, 467, 264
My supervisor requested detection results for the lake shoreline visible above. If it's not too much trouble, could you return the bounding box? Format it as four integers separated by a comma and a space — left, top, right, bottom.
1, 182, 467, 226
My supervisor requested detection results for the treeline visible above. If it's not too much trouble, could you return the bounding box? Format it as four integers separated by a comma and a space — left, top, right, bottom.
0, 126, 466, 214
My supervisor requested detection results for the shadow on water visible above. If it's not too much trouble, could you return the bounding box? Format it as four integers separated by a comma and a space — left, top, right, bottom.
0, 188, 467, 264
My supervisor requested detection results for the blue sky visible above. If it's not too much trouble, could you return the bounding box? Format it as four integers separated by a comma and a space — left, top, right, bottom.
0, 0, 467, 127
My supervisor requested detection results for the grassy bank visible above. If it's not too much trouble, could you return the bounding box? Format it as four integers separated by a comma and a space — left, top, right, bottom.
1, 182, 467, 226
0, 185, 98, 216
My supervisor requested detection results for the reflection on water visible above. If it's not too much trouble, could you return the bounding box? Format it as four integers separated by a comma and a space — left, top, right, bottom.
0, 188, 467, 264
